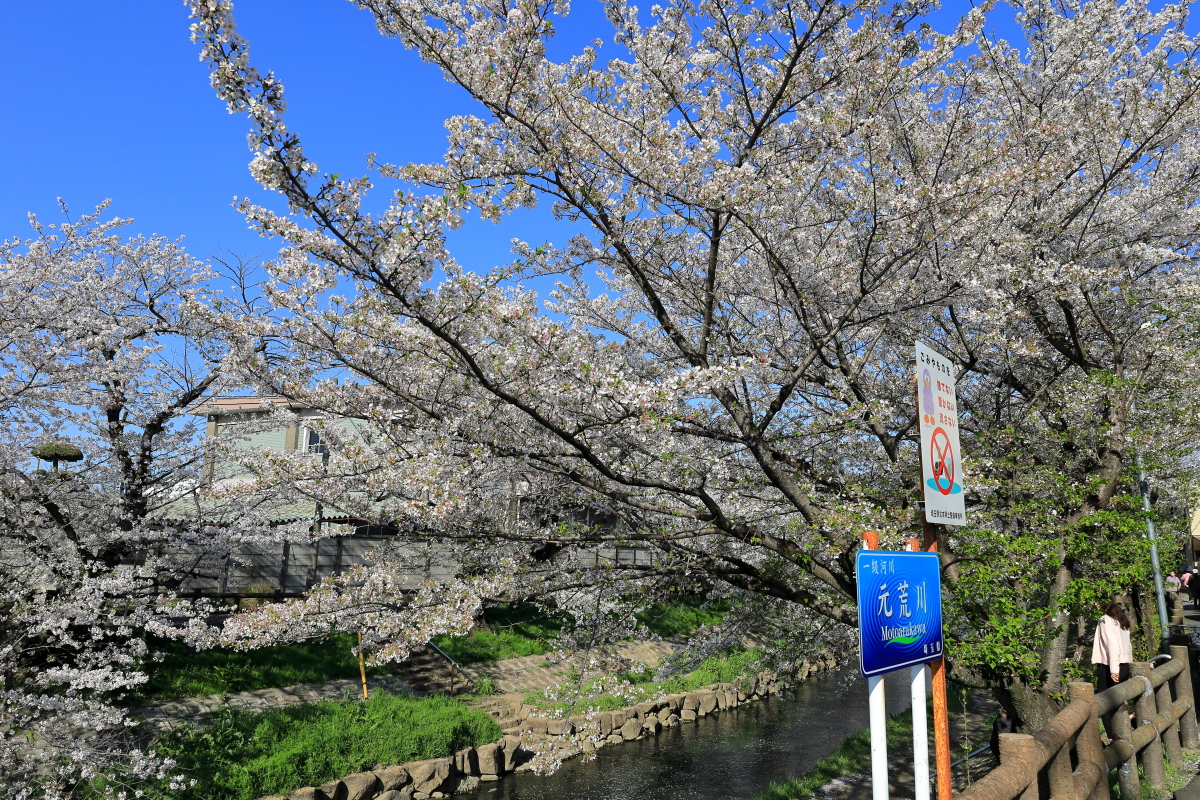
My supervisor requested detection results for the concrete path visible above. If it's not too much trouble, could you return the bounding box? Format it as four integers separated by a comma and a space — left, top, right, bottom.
136, 674, 415, 734
462, 640, 677, 693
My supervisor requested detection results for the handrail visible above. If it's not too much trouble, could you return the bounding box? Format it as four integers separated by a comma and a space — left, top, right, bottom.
1095, 656, 1182, 716
1102, 697, 1193, 770
957, 646, 1198, 800
957, 685, 1096, 800
426, 639, 474, 695
929, 744, 992, 783
427, 639, 464, 672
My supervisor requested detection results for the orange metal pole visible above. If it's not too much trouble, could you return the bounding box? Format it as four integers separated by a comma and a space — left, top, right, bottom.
925, 521, 952, 800
915, 367, 953, 800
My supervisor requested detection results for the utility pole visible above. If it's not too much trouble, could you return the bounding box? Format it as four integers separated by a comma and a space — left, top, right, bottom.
1132, 401, 1170, 651
1138, 450, 1171, 651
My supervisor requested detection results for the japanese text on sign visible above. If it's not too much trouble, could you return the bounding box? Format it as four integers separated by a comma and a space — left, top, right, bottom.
916, 342, 967, 525
857, 551, 944, 677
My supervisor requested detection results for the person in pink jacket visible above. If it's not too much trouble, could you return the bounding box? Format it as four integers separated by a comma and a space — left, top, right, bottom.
1092, 598, 1133, 690
1092, 598, 1134, 735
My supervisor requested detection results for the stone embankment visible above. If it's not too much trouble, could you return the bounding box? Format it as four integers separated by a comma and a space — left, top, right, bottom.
262, 655, 838, 800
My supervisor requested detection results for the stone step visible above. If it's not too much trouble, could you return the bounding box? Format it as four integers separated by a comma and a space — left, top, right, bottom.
389, 645, 473, 696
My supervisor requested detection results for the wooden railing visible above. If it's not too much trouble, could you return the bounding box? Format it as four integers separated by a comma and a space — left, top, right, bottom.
956, 645, 1199, 800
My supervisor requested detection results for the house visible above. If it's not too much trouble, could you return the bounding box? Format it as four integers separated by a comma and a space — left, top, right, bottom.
160, 395, 651, 600
159, 396, 454, 599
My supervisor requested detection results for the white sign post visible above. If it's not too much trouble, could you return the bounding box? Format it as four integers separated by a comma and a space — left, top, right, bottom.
916, 342, 966, 526
911, 663, 930, 800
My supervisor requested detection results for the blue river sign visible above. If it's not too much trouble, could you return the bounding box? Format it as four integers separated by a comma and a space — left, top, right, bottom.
857, 551, 943, 678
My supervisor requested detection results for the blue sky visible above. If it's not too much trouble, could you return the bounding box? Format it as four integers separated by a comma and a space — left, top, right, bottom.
3, 1, 1018, 276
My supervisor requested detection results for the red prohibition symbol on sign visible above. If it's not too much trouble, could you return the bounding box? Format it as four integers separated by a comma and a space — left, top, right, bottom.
930, 427, 955, 496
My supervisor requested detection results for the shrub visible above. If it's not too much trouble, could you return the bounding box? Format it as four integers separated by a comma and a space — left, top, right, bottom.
157, 691, 501, 800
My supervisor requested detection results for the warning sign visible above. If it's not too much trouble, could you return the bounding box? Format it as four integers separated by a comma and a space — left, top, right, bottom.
917, 342, 966, 525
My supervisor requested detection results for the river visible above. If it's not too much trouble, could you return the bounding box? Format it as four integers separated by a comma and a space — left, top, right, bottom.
460, 668, 914, 800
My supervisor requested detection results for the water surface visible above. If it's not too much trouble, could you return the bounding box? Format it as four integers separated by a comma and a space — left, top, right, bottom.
464, 669, 913, 800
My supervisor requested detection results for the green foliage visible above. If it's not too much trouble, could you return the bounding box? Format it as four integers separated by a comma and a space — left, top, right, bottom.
633, 597, 730, 638
431, 603, 564, 665
652, 647, 762, 694
133, 635, 394, 702
941, 420, 1179, 689
156, 691, 501, 800
751, 709, 915, 800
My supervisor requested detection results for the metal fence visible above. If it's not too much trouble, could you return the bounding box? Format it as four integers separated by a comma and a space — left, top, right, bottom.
171, 536, 457, 600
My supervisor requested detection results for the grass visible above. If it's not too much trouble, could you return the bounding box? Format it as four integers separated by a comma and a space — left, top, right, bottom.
523, 647, 763, 716
433, 597, 730, 666
131, 595, 729, 703
131, 634, 394, 703
627, 646, 763, 693
431, 603, 565, 665
154, 691, 502, 800
633, 597, 730, 638
751, 708, 916, 800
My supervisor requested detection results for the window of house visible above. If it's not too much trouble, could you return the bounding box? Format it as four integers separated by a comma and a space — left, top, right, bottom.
615, 546, 651, 566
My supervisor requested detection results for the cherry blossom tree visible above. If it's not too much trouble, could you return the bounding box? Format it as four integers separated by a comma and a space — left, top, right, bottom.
188, 0, 1200, 730
906, 0, 1200, 727
0, 204, 253, 797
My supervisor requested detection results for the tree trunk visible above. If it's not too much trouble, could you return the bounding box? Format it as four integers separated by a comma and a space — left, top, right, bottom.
1001, 676, 1064, 732
1038, 555, 1073, 688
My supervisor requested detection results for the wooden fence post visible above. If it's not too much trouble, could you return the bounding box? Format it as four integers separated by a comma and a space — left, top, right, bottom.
1131, 662, 1167, 790
998, 733, 1039, 800
1156, 663, 1183, 764
1070, 682, 1109, 800
1170, 644, 1200, 750
1111, 694, 1142, 800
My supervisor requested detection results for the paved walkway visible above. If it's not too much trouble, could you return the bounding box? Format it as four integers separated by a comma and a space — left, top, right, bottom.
462, 640, 677, 693
136, 675, 415, 734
